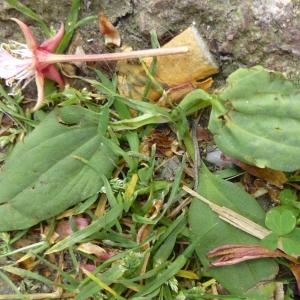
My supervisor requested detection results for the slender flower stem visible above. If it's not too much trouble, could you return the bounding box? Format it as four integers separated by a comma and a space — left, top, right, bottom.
5, 18, 190, 111
41, 46, 189, 64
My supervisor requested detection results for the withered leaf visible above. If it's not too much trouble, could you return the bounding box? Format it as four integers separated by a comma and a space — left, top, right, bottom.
230, 158, 287, 188
98, 12, 121, 47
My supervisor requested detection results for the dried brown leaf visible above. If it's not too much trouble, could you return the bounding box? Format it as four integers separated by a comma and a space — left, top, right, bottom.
290, 263, 300, 293
207, 244, 290, 266
117, 54, 157, 101
208, 244, 300, 293
140, 128, 176, 157
232, 159, 287, 188
196, 126, 212, 142
158, 77, 214, 107
144, 25, 218, 86
80, 263, 96, 272
117, 25, 218, 103
98, 12, 121, 47
77, 242, 111, 260
55, 217, 90, 238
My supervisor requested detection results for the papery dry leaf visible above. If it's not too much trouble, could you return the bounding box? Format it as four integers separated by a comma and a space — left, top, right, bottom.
117, 50, 157, 100
55, 217, 90, 237
208, 244, 300, 293
137, 224, 151, 246
231, 159, 287, 188
18, 257, 36, 270
157, 77, 213, 107
60, 63, 76, 77
60, 32, 86, 77
117, 25, 218, 103
73, 46, 86, 68
80, 263, 96, 272
241, 174, 280, 202
13, 237, 37, 248
196, 126, 212, 142
290, 263, 300, 293
207, 244, 288, 266
140, 128, 175, 157
1, 115, 14, 127
78, 242, 111, 260
144, 25, 218, 86
137, 199, 163, 250
98, 12, 121, 47
149, 200, 163, 218
183, 185, 271, 240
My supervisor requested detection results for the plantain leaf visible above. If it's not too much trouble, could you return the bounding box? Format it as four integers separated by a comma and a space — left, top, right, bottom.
0, 106, 117, 231
208, 66, 300, 171
188, 165, 278, 295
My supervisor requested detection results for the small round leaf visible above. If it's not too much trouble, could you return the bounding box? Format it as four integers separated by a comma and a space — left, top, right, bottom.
279, 189, 297, 205
260, 233, 278, 251
280, 228, 300, 256
265, 207, 296, 235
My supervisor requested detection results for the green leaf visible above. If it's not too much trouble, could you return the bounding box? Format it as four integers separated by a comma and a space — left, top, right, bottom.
1, 265, 55, 287
265, 207, 296, 235
55, 0, 81, 53
208, 66, 300, 171
279, 189, 300, 210
111, 113, 169, 131
5, 0, 51, 36
0, 106, 117, 231
189, 165, 278, 295
0, 270, 25, 298
280, 189, 297, 203
280, 228, 300, 256
244, 282, 277, 300
133, 237, 200, 298
260, 233, 278, 251
173, 89, 212, 116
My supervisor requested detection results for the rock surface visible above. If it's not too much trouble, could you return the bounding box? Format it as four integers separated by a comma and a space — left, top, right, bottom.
0, 0, 300, 82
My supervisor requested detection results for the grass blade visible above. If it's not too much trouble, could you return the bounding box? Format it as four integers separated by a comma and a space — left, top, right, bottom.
4, 0, 50, 36
46, 205, 123, 254
0, 270, 25, 299
82, 269, 126, 300
1, 266, 55, 287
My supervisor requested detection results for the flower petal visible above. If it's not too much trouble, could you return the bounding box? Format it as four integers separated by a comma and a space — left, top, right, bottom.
11, 18, 38, 51
43, 65, 64, 87
0, 48, 32, 80
40, 23, 64, 52
33, 71, 45, 111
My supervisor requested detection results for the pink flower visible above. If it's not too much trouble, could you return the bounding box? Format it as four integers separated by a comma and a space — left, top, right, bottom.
0, 18, 188, 111
1, 18, 64, 111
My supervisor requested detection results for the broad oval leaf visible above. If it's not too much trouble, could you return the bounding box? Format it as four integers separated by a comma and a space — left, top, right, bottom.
0, 106, 117, 231
208, 66, 300, 171
189, 165, 278, 295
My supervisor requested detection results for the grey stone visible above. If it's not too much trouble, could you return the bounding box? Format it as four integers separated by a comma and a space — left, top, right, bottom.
0, 0, 300, 82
